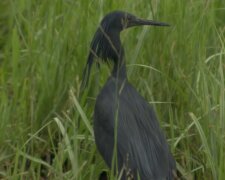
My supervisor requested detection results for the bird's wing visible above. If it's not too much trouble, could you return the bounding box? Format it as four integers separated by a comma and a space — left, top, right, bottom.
117, 83, 174, 179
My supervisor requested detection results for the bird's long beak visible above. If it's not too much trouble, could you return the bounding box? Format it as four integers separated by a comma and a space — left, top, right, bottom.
127, 18, 170, 28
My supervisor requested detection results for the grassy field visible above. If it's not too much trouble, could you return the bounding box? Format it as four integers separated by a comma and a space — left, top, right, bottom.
0, 0, 224, 179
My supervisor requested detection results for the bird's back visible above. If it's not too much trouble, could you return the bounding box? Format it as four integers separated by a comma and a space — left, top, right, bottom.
94, 77, 176, 180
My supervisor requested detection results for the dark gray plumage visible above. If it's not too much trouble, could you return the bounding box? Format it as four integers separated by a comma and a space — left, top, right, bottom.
82, 11, 176, 180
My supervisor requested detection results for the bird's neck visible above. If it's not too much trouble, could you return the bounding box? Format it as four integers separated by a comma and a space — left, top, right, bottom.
112, 57, 127, 80
110, 32, 127, 80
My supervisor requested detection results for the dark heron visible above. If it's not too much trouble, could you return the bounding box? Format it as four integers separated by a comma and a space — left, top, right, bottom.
82, 11, 176, 180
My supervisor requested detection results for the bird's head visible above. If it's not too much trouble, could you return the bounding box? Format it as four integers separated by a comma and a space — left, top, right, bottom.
81, 11, 169, 89
100, 11, 169, 32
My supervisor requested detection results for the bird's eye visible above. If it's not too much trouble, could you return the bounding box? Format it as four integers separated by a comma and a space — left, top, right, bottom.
124, 15, 132, 22
122, 16, 132, 28
126, 16, 132, 21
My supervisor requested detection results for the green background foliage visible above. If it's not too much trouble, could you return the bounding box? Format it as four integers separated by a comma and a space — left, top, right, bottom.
0, 0, 224, 179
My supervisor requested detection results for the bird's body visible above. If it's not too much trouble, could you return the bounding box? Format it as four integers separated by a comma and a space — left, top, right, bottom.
82, 11, 176, 180
95, 76, 175, 179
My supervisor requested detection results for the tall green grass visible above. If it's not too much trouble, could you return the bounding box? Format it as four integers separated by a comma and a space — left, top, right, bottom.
0, 0, 224, 179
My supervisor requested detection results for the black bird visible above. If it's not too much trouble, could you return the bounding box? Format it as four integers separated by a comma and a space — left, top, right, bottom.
82, 11, 176, 180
